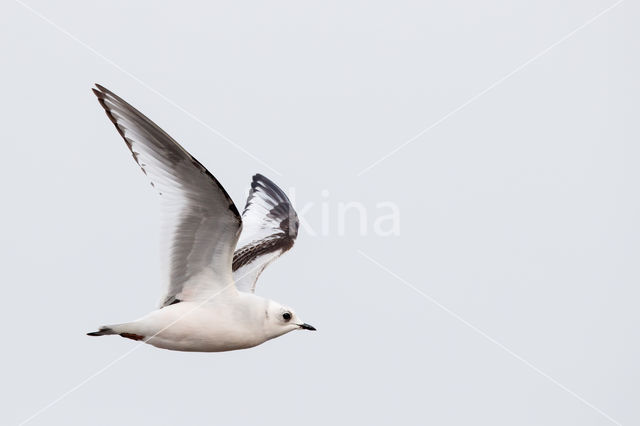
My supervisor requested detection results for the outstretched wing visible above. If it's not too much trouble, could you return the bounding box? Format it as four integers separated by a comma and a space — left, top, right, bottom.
93, 84, 242, 307
232, 174, 298, 293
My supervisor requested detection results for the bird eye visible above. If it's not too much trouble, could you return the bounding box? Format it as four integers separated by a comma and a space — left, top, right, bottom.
282, 312, 292, 321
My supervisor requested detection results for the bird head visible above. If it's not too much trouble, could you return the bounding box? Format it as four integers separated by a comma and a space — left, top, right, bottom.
264, 301, 316, 339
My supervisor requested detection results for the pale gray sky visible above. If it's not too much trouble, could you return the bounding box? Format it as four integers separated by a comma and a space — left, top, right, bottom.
1, 1, 638, 425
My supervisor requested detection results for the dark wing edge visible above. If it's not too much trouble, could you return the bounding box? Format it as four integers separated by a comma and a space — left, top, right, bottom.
92, 84, 241, 220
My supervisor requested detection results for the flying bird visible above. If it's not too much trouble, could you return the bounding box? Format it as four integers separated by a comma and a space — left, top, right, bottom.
87, 84, 314, 352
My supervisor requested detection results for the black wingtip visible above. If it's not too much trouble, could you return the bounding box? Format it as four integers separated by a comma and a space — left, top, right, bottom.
93, 84, 114, 101
252, 173, 272, 185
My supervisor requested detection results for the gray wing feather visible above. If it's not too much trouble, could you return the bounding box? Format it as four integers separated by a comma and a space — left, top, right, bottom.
93, 84, 242, 306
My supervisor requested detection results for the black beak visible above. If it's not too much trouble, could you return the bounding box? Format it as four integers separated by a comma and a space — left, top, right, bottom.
298, 323, 316, 331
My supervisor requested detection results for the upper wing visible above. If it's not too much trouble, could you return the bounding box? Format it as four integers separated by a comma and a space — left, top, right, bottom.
93, 84, 242, 307
232, 174, 298, 293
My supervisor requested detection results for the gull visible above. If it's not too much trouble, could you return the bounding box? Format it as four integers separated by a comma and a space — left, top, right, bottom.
87, 84, 315, 352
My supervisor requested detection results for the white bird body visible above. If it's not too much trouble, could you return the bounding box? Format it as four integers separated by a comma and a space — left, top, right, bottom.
87, 85, 314, 352
111, 293, 287, 352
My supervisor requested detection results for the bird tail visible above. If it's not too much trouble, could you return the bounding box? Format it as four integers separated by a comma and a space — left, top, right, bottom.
87, 326, 117, 337
87, 324, 146, 341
